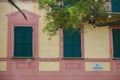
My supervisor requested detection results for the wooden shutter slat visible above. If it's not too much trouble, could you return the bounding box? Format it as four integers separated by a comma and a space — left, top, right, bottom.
63, 28, 81, 58
72, 29, 81, 57
14, 27, 32, 57
112, 0, 120, 12
23, 27, 32, 57
112, 29, 120, 58
64, 0, 71, 6
63, 29, 73, 57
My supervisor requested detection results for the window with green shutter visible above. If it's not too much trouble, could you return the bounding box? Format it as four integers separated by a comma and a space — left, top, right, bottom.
64, 0, 71, 7
63, 28, 81, 58
63, 0, 79, 7
14, 27, 33, 57
112, 29, 120, 58
111, 0, 120, 12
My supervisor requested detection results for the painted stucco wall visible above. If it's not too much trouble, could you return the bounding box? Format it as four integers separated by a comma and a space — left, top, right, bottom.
84, 26, 110, 58
39, 62, 60, 71
0, 61, 7, 71
0, 3, 9, 58
0, 2, 111, 72
85, 62, 111, 71
0, 2, 60, 58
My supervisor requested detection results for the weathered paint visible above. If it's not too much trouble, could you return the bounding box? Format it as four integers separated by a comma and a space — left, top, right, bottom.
39, 61, 60, 71
0, 61, 7, 71
59, 25, 85, 58
109, 25, 120, 58
0, 1, 120, 80
84, 25, 110, 58
0, 3, 8, 58
39, 31, 59, 58
7, 9, 40, 58
85, 62, 111, 71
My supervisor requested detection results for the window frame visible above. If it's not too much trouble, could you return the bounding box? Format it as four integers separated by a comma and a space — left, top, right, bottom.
109, 26, 120, 59
111, 0, 120, 12
59, 26, 84, 59
8, 24, 37, 58
7, 9, 40, 58
14, 26, 33, 57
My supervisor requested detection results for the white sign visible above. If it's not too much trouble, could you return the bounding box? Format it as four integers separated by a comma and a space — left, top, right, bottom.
92, 63, 103, 70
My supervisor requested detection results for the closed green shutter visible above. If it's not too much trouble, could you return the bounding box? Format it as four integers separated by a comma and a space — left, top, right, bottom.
64, 0, 71, 7
63, 29, 81, 58
112, 29, 120, 58
14, 27, 33, 57
112, 0, 120, 12
72, 29, 81, 57
23, 27, 32, 57
14, 27, 24, 57
63, 29, 73, 57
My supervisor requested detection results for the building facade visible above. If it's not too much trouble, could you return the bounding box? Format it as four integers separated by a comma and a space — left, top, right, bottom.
0, 0, 120, 80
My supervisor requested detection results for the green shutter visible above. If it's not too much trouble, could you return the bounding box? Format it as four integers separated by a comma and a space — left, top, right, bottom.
64, 0, 71, 7
14, 27, 32, 57
23, 27, 32, 57
112, 0, 120, 12
14, 27, 24, 57
63, 29, 73, 57
112, 29, 120, 58
63, 28, 81, 58
72, 29, 81, 57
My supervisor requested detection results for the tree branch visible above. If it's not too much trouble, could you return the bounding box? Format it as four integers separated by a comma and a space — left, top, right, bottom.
7, 0, 27, 20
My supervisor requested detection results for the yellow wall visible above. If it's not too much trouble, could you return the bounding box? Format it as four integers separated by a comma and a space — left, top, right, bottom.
84, 26, 110, 58
39, 33, 59, 58
0, 2, 60, 58
85, 62, 111, 71
0, 2, 111, 59
0, 3, 10, 58
0, 2, 111, 71
39, 62, 60, 71
0, 61, 7, 71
